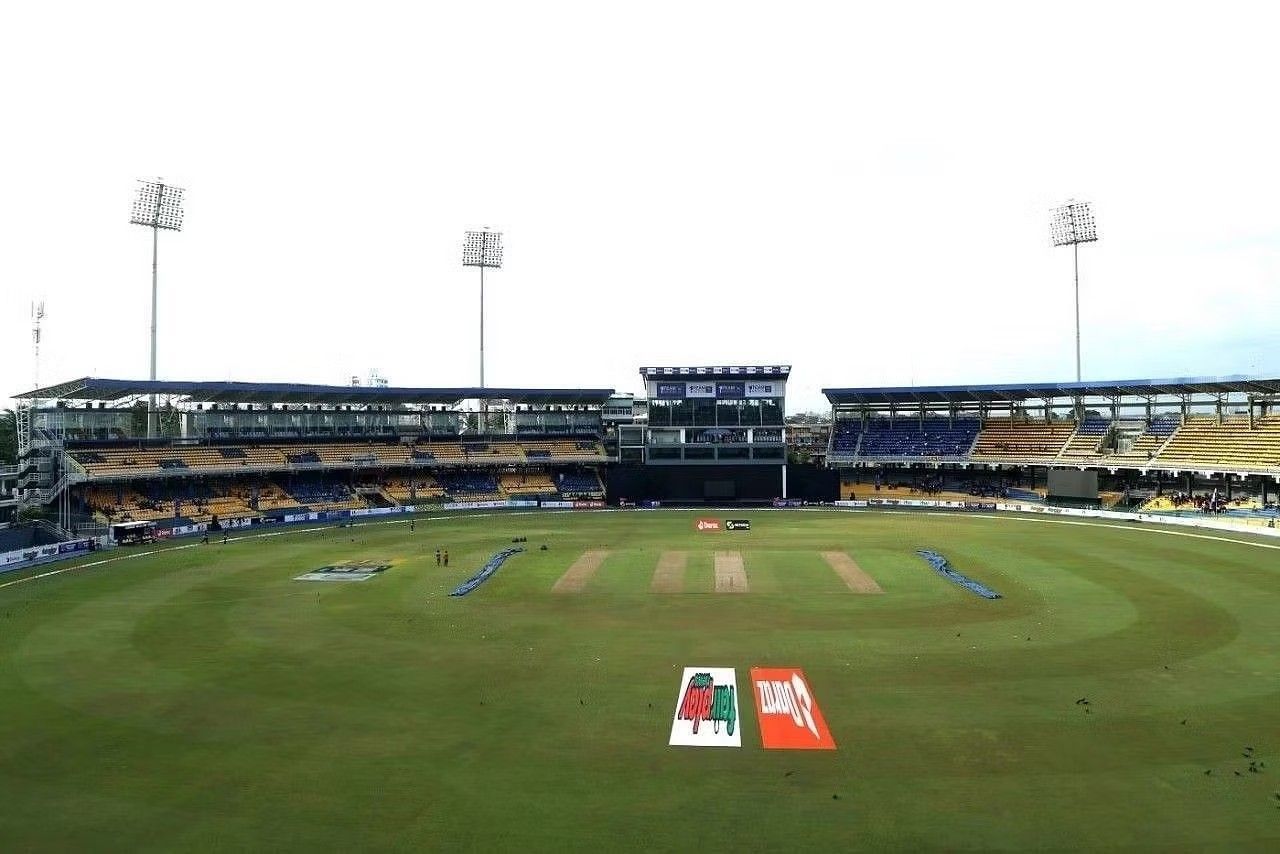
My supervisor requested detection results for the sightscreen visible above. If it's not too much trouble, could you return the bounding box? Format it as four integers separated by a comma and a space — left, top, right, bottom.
1047, 469, 1099, 500
704, 480, 737, 500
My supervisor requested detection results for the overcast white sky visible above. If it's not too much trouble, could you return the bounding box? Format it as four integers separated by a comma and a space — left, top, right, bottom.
3, 1, 1278, 414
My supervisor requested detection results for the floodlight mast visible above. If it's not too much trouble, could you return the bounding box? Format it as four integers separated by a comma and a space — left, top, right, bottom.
1050, 200, 1098, 382
461, 229, 503, 389
130, 179, 185, 438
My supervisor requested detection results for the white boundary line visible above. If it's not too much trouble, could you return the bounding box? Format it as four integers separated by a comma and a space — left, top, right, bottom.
874, 509, 1280, 552
2, 506, 1278, 594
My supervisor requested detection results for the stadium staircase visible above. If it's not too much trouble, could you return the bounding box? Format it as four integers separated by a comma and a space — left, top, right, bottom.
1109, 416, 1181, 466
1056, 418, 1111, 461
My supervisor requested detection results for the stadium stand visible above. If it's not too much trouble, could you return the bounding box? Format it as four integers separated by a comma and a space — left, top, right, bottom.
499, 471, 557, 496
284, 481, 365, 512
1059, 417, 1111, 458
856, 418, 980, 459
438, 471, 503, 502
970, 418, 1077, 461
830, 421, 863, 457
521, 440, 605, 461
1152, 416, 1280, 471
381, 476, 446, 504
556, 471, 605, 497
1109, 415, 1179, 464
66, 437, 610, 480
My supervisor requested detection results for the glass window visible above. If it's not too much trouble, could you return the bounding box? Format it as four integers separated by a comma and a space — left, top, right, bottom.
648, 429, 681, 445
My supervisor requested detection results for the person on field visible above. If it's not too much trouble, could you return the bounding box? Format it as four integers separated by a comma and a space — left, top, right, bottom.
443, 550, 449, 567
435, 549, 441, 566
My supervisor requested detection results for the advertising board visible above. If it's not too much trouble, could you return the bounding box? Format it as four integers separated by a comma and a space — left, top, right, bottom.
669, 667, 741, 747
749, 667, 837, 750
685, 382, 715, 398
656, 382, 685, 399
716, 382, 745, 398
745, 381, 779, 398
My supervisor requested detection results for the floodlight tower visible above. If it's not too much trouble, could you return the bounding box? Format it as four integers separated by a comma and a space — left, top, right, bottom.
462, 229, 503, 389
130, 178, 185, 437
1050, 200, 1098, 382
31, 301, 45, 392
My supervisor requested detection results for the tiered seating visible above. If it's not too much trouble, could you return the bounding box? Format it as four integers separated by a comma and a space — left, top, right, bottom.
857, 419, 979, 458
252, 484, 301, 512
520, 440, 604, 460
382, 476, 446, 503
69, 436, 609, 479
500, 472, 557, 496
1059, 417, 1111, 458
463, 442, 524, 463
971, 419, 1077, 461
72, 445, 290, 476
438, 471, 503, 502
1152, 416, 1280, 471
829, 422, 862, 456
197, 494, 257, 521
83, 485, 181, 523
415, 442, 465, 462
310, 442, 414, 466
556, 471, 604, 497
284, 481, 367, 512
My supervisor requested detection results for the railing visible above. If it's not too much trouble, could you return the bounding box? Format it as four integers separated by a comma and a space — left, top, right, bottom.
21, 470, 84, 506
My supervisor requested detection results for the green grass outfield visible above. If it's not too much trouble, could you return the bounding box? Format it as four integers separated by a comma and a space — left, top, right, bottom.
2, 509, 1279, 851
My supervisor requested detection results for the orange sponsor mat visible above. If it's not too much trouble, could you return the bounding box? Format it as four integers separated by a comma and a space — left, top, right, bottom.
749, 667, 837, 750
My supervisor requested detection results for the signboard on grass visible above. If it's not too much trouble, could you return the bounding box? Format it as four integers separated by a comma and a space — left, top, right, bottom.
669, 667, 741, 747
749, 667, 836, 750
295, 561, 391, 582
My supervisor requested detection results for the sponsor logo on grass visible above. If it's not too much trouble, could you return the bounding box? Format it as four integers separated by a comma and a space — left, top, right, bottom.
749, 667, 836, 750
295, 561, 391, 582
695, 519, 721, 531
669, 667, 741, 747
725, 519, 751, 531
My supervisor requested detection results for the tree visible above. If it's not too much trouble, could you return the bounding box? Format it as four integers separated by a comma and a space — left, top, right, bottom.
0, 408, 16, 466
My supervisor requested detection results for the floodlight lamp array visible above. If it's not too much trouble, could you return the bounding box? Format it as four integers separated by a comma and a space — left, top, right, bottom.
462, 230, 503, 268
130, 180, 185, 231
1050, 200, 1097, 246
